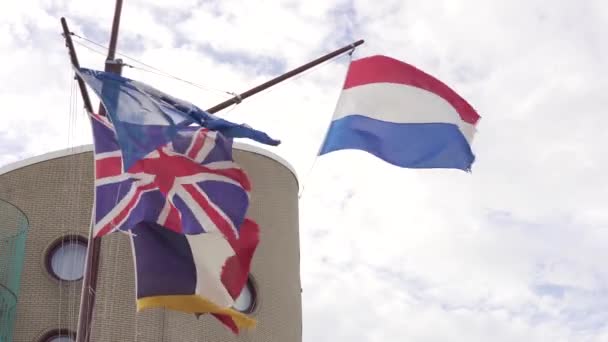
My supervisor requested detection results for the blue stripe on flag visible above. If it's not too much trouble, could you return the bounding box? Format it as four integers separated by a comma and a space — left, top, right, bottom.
91, 117, 118, 154
319, 115, 475, 171
199, 181, 248, 231
172, 194, 205, 234
132, 222, 197, 298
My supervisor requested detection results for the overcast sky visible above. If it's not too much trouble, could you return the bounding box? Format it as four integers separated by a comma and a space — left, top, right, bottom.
2, 0, 608, 341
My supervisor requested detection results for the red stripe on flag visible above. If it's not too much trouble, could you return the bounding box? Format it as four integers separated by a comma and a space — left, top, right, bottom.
221, 218, 259, 299
162, 203, 183, 234
96, 182, 156, 236
343, 55, 480, 125
198, 166, 251, 192
183, 184, 237, 243
96, 156, 123, 179
90, 113, 112, 128
187, 130, 207, 159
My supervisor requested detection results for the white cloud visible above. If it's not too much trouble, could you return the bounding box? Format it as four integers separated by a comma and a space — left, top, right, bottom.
1, 0, 607, 341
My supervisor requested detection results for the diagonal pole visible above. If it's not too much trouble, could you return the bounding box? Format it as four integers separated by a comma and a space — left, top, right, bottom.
60, 17, 93, 113
206, 39, 364, 114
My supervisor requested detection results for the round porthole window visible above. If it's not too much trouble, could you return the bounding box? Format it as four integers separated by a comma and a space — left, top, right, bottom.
39, 329, 76, 342
48, 336, 75, 342
233, 277, 257, 313
45, 235, 88, 282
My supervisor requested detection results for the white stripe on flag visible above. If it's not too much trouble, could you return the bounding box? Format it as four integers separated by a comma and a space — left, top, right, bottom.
93, 177, 155, 236
95, 150, 122, 160
334, 82, 476, 143
186, 232, 236, 307
177, 173, 244, 189
174, 187, 219, 233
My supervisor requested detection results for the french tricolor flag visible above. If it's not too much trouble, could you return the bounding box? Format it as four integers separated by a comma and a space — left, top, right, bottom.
319, 55, 480, 171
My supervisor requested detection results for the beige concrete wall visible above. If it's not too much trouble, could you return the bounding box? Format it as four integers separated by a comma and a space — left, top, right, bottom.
0, 145, 301, 342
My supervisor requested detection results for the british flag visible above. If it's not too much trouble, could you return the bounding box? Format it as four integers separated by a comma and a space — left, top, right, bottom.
90, 112, 251, 241
89, 112, 259, 333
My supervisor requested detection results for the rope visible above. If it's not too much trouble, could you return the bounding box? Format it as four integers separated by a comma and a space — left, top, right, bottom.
56, 73, 75, 335
70, 32, 357, 120
298, 46, 358, 199
71, 106, 88, 334
96, 175, 127, 341
67, 77, 78, 335
124, 64, 235, 97
107, 232, 123, 339
71, 33, 235, 97
134, 304, 139, 342
229, 92, 242, 104
71, 40, 109, 60
57, 71, 83, 336
218, 48, 352, 111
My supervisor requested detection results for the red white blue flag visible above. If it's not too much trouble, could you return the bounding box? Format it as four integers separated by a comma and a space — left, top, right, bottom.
130, 220, 259, 333
89, 113, 259, 332
320, 55, 480, 171
90, 113, 251, 238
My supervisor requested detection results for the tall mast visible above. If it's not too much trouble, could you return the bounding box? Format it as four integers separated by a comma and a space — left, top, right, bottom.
74, 1, 124, 341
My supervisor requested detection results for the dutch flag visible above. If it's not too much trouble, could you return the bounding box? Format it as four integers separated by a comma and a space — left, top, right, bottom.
320, 55, 480, 171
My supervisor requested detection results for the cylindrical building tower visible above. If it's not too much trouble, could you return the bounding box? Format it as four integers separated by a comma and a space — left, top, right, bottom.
0, 144, 301, 342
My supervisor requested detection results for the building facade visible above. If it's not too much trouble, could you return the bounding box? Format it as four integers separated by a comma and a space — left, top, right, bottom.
0, 144, 301, 342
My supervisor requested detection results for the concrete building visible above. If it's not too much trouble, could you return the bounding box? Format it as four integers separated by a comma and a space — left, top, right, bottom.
0, 144, 301, 342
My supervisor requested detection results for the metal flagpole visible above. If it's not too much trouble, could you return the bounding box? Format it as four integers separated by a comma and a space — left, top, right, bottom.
206, 39, 364, 114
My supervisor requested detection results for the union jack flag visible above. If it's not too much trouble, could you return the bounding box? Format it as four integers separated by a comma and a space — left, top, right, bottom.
89, 112, 260, 333
90, 112, 251, 241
